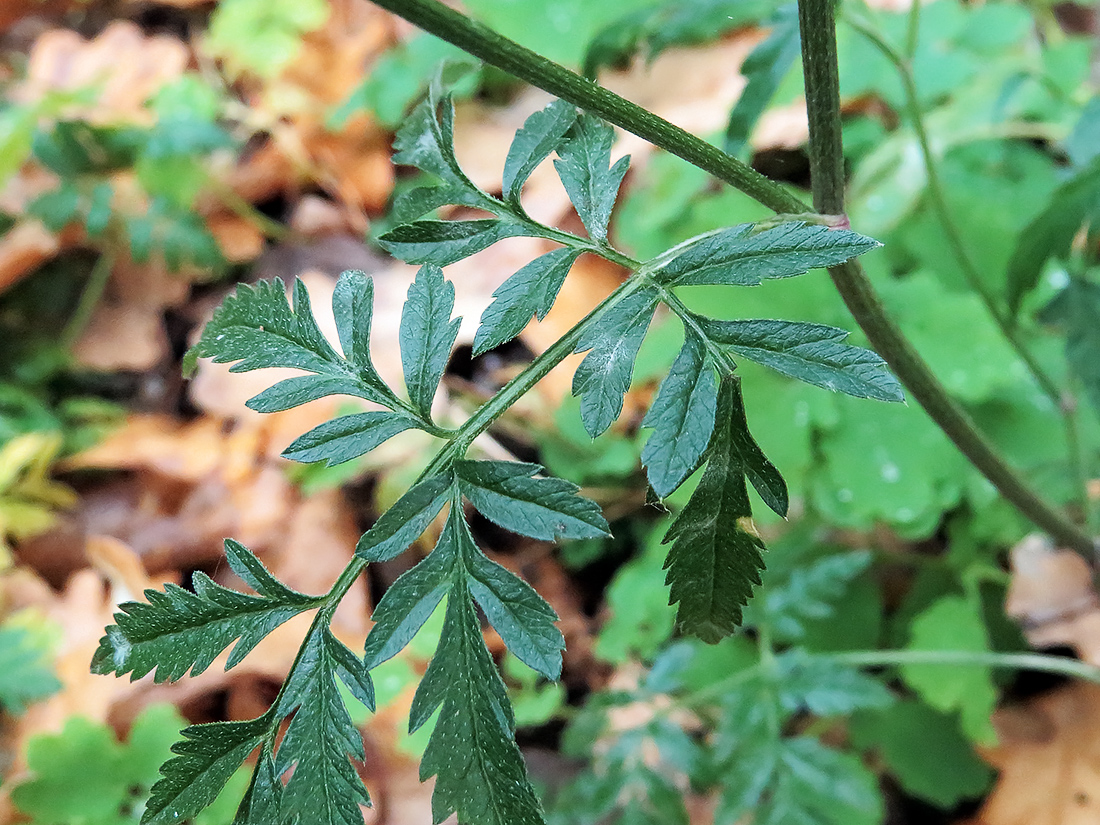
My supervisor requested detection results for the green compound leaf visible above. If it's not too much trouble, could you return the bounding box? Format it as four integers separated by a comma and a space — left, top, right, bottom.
454, 459, 611, 541
363, 518, 457, 669
401, 264, 462, 419
460, 523, 564, 680
91, 541, 316, 682
473, 247, 582, 356
654, 221, 880, 286
699, 317, 905, 402
662, 376, 767, 642
355, 473, 453, 563
392, 80, 484, 196
245, 374, 379, 414
412, 577, 544, 825
391, 181, 490, 223
275, 625, 372, 825
332, 269, 386, 385
641, 331, 719, 498
0, 619, 60, 713
233, 753, 283, 825
725, 376, 789, 517
572, 288, 660, 437
186, 277, 392, 408
760, 737, 883, 825
773, 651, 893, 717
380, 218, 528, 266
554, 114, 631, 243
282, 411, 419, 465
503, 100, 577, 205
143, 716, 268, 825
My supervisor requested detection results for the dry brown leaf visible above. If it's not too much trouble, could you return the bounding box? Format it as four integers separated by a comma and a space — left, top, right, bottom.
0, 221, 62, 295
206, 212, 266, 263
16, 22, 189, 125
1006, 535, 1100, 665
975, 682, 1100, 825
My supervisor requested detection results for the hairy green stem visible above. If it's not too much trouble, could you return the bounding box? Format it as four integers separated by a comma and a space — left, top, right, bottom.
370, 0, 1097, 558
796, 0, 1097, 560
832, 649, 1100, 684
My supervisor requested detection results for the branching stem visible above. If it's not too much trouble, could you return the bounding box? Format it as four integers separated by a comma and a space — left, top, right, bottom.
370, 0, 1097, 560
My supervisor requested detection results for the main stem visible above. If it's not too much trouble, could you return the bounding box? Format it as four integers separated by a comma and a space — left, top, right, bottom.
796, 0, 1095, 560
371, 0, 1097, 561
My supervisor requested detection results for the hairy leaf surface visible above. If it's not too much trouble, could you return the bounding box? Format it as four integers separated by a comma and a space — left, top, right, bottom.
282, 411, 418, 465
91, 541, 316, 682
503, 100, 577, 204
142, 717, 268, 825
455, 459, 610, 541
700, 318, 904, 402
412, 579, 544, 825
572, 288, 659, 437
641, 331, 718, 498
276, 625, 373, 825
380, 219, 527, 265
473, 247, 582, 355
401, 264, 462, 418
662, 376, 766, 642
355, 474, 453, 562
554, 114, 630, 242
655, 222, 879, 286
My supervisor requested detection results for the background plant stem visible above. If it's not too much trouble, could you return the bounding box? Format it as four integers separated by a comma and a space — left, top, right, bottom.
373, 0, 1098, 560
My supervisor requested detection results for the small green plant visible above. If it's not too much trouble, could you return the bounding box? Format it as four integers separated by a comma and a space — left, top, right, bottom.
93, 71, 898, 822
87, 0, 1100, 822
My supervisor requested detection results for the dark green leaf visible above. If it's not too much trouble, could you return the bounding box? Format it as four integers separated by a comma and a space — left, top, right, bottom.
724, 377, 789, 517
457, 515, 564, 679
662, 376, 766, 642
412, 579, 544, 825
1007, 158, 1100, 315
400, 264, 462, 418
503, 100, 577, 205
33, 120, 141, 176
699, 317, 904, 402
554, 114, 630, 243
223, 538, 306, 604
281, 411, 418, 465
455, 459, 610, 541
392, 82, 482, 195
725, 6, 800, 157
473, 247, 582, 356
245, 374, 383, 413
391, 182, 488, 224
774, 651, 893, 716
641, 331, 718, 498
232, 753, 283, 825
655, 222, 880, 286
572, 288, 659, 437
380, 219, 528, 265
332, 270, 388, 391
91, 543, 316, 682
188, 279, 342, 375
1038, 278, 1100, 418
143, 717, 268, 825
363, 508, 458, 668
1065, 95, 1100, 168
355, 474, 453, 562
275, 626, 371, 825
86, 182, 114, 238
